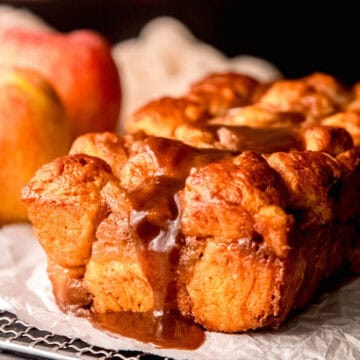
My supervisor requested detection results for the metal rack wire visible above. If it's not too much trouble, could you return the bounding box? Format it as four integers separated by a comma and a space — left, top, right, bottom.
0, 310, 170, 360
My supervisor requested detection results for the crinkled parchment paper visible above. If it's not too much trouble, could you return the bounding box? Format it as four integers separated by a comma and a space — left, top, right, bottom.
1, 225, 360, 360
0, 10, 359, 360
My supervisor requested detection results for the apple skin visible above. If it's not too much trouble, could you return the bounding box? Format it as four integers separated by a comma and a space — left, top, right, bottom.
0, 28, 121, 138
0, 67, 71, 225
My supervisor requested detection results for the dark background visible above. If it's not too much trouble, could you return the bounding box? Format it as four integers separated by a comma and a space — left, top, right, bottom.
1, 0, 359, 84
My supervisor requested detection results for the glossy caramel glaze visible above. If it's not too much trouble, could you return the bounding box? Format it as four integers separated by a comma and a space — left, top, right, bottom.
90, 310, 204, 349
22, 71, 360, 348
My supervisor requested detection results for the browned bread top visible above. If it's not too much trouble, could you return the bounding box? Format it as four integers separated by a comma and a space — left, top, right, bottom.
126, 72, 360, 152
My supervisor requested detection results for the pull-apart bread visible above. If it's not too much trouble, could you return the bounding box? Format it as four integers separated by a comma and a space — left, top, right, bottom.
22, 72, 360, 334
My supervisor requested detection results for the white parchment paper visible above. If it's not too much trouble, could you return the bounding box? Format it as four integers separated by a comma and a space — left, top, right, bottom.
1, 225, 360, 360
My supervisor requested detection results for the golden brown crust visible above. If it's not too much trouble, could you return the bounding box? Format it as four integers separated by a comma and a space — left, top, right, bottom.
208, 104, 305, 128
22, 71, 360, 334
267, 151, 342, 226
47, 262, 92, 314
301, 125, 353, 155
302, 72, 351, 108
179, 238, 289, 332
125, 73, 259, 137
258, 80, 336, 118
69, 132, 128, 178
125, 71, 360, 155
186, 72, 259, 114
321, 112, 360, 146
180, 152, 287, 241
85, 210, 153, 313
22, 154, 116, 267
126, 97, 208, 138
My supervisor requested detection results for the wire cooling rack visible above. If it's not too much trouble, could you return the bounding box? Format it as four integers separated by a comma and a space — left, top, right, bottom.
0, 310, 171, 360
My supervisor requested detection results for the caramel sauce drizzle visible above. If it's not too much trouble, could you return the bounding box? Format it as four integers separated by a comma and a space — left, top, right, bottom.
90, 193, 205, 349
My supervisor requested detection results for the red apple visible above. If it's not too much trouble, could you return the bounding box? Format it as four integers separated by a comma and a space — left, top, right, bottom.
0, 27, 121, 138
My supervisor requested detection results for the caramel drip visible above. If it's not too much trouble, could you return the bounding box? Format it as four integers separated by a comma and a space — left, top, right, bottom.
90, 310, 204, 350
91, 193, 205, 349
130, 196, 182, 314
211, 125, 303, 153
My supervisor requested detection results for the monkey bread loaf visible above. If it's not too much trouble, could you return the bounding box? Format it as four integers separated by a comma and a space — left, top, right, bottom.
22, 72, 360, 339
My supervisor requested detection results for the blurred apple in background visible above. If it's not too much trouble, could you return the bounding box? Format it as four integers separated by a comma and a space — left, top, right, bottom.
0, 67, 71, 225
0, 27, 121, 138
